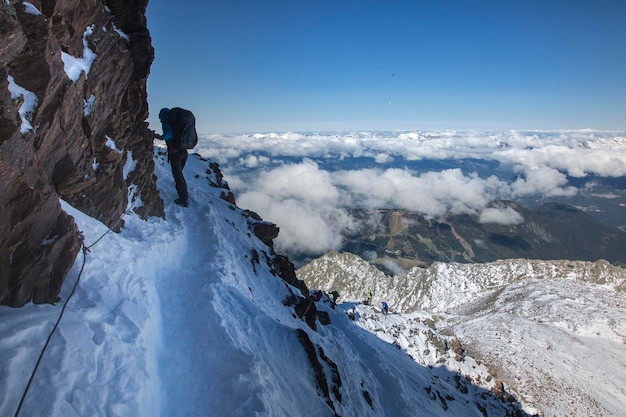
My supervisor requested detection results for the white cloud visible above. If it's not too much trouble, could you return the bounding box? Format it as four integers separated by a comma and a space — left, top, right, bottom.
497, 145, 626, 178
380, 259, 406, 276
510, 167, 577, 197
363, 250, 378, 260
236, 162, 515, 254
479, 207, 524, 225
200, 130, 625, 255
202, 130, 626, 180
334, 168, 505, 218
251, 159, 339, 205
239, 154, 270, 168
374, 153, 393, 164
236, 161, 357, 255
238, 191, 355, 255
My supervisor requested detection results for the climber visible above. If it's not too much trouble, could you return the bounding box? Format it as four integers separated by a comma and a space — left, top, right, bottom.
158, 107, 193, 207
366, 289, 373, 305
381, 301, 389, 315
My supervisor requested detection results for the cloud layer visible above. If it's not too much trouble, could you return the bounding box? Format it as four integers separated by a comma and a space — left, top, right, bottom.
195, 130, 626, 255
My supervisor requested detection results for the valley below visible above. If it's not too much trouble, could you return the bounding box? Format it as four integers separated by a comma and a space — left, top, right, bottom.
289, 201, 626, 272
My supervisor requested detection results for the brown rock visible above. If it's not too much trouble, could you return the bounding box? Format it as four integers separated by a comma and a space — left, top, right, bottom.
449, 336, 464, 356
251, 221, 280, 247
0, 0, 163, 306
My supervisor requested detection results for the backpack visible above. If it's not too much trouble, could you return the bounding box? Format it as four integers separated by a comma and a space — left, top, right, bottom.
168, 107, 198, 149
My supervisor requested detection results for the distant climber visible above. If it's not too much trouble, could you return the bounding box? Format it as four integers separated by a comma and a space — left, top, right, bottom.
157, 107, 198, 207
381, 301, 389, 315
330, 290, 340, 304
366, 290, 373, 305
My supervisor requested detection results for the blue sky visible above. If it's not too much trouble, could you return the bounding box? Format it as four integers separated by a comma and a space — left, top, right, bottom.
146, 0, 626, 133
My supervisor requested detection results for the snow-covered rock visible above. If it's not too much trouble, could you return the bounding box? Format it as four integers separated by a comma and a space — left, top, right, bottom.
298, 251, 626, 416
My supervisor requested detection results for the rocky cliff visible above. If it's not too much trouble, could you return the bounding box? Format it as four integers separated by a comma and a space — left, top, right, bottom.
0, 0, 163, 307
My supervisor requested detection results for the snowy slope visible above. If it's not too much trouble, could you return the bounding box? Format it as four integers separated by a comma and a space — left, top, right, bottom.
451, 277, 626, 417
0, 146, 532, 417
299, 251, 626, 417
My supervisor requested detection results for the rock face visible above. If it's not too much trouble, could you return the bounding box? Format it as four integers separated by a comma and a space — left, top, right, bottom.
0, 0, 163, 307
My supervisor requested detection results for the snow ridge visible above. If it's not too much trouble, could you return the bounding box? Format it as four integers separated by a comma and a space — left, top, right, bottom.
0, 147, 534, 417
298, 252, 626, 313
298, 251, 626, 416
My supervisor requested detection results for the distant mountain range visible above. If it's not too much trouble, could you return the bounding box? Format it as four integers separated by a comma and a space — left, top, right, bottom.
330, 201, 626, 273
297, 251, 626, 313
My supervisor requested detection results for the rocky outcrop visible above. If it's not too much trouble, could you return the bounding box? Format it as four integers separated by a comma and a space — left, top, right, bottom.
1, 0, 163, 307
241, 207, 310, 296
